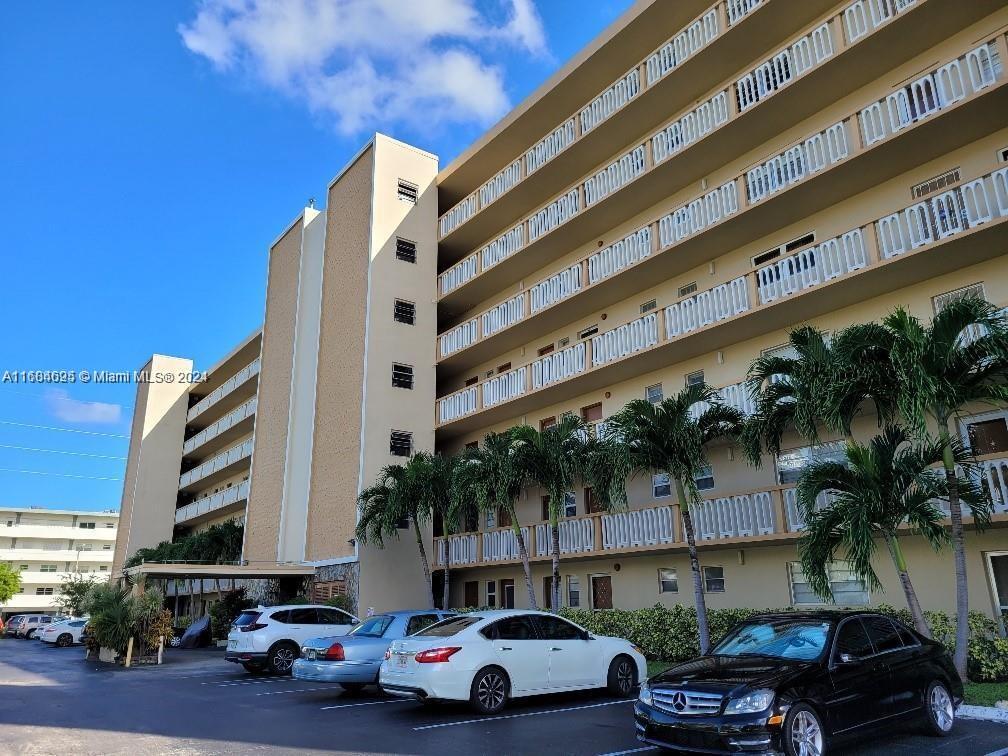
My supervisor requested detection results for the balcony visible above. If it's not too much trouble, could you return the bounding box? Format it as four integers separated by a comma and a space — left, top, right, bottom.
178, 438, 254, 492
0, 524, 117, 541
0, 548, 112, 562
175, 480, 249, 526
186, 358, 260, 426
182, 397, 257, 458
437, 1, 1003, 318
435, 35, 1008, 376
435, 164, 1008, 435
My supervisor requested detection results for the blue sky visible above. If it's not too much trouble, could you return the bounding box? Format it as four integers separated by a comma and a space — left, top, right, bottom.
0, 1, 629, 512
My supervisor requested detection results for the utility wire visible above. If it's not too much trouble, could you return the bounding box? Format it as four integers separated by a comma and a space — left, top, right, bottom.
0, 420, 128, 439
0, 468, 122, 482
0, 444, 127, 461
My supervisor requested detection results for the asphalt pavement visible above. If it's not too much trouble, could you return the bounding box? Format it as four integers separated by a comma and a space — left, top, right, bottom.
0, 637, 1005, 755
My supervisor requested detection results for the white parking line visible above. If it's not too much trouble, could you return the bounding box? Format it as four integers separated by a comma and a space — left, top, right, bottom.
255, 686, 335, 696
206, 678, 289, 688
597, 747, 657, 756
411, 699, 634, 731
320, 699, 411, 711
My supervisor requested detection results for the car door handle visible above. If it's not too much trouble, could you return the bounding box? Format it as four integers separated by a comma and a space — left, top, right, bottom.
499, 646, 512, 651
550, 647, 562, 651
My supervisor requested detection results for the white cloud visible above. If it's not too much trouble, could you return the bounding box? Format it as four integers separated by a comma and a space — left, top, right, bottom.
45, 390, 122, 426
179, 0, 548, 134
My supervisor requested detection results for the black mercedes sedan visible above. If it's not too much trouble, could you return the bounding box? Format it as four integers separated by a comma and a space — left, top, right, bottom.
634, 611, 962, 756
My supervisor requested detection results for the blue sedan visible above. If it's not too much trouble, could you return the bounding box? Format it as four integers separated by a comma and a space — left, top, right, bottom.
292, 610, 454, 692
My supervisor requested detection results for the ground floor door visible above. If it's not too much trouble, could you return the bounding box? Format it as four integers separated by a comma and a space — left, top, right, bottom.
987, 552, 1008, 634
590, 574, 613, 609
501, 579, 515, 608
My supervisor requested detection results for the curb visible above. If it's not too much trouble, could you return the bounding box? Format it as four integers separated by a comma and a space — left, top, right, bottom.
958, 704, 1008, 724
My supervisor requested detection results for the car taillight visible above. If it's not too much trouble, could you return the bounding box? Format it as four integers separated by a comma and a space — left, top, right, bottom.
415, 647, 462, 663
240, 623, 267, 632
325, 642, 345, 661
384, 649, 392, 660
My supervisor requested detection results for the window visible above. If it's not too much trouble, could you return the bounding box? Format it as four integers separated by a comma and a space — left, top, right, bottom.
397, 179, 418, 203
392, 363, 414, 390
678, 282, 698, 298
541, 493, 576, 520
79, 522, 95, 529
965, 414, 1008, 456
496, 362, 511, 374
483, 615, 536, 640
105, 522, 115, 528
694, 465, 715, 491
933, 283, 985, 314
318, 608, 352, 624
102, 544, 111, 550
464, 376, 478, 387
652, 473, 672, 499
485, 509, 496, 529
395, 237, 417, 263
776, 442, 845, 485
578, 325, 598, 340
39, 565, 57, 573
784, 232, 815, 252
861, 616, 903, 653
703, 566, 725, 593
537, 344, 554, 357
389, 431, 412, 457
81, 544, 93, 551
533, 614, 582, 640
351, 615, 394, 637
416, 616, 482, 637
567, 576, 581, 607
463, 580, 478, 608
640, 298, 657, 314
658, 568, 678, 593
393, 299, 415, 325
789, 561, 869, 606
685, 370, 704, 387
645, 383, 663, 404
581, 403, 602, 423
18, 565, 28, 571
36, 587, 54, 595
406, 614, 440, 635
540, 416, 556, 431
99, 566, 108, 571
911, 167, 961, 200
496, 507, 512, 528
289, 608, 318, 624
834, 618, 873, 661
485, 580, 497, 607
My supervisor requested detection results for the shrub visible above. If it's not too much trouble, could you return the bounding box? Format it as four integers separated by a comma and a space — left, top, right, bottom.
82, 583, 173, 656
323, 594, 355, 615
210, 588, 254, 640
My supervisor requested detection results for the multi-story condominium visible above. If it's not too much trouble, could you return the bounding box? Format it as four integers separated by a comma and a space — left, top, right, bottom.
1, 507, 118, 617
114, 0, 1008, 627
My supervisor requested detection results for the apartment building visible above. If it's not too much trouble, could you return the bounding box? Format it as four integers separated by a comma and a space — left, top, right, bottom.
115, 0, 1008, 625
1, 507, 118, 617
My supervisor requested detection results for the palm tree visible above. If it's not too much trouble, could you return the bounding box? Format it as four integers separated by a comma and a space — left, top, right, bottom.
441, 484, 478, 611
511, 415, 590, 611
454, 431, 538, 609
356, 452, 443, 608
605, 385, 744, 653
795, 426, 984, 636
879, 296, 1007, 676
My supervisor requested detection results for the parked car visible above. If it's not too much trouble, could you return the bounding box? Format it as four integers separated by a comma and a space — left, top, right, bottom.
4, 615, 25, 637
225, 604, 358, 674
39, 618, 88, 647
379, 609, 647, 714
14, 615, 54, 639
293, 610, 454, 692
634, 611, 963, 756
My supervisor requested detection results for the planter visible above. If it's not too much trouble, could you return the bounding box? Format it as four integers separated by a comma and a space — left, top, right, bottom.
215, 640, 228, 648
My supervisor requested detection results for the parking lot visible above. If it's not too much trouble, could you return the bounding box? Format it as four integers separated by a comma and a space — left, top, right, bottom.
0, 639, 1006, 755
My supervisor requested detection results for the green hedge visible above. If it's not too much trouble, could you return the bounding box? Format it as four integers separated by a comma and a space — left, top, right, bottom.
554, 604, 1008, 683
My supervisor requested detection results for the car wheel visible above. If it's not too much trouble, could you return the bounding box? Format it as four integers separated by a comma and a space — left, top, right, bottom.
267, 642, 299, 675
24, 630, 35, 640
606, 655, 636, 697
923, 680, 955, 736
784, 703, 826, 756
340, 683, 366, 694
168, 635, 183, 648
469, 666, 509, 715
56, 634, 72, 648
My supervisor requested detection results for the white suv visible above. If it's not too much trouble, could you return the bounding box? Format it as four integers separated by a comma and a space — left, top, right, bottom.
226, 605, 357, 674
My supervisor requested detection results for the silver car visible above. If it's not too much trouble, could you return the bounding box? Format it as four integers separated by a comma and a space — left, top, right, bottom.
293, 610, 453, 692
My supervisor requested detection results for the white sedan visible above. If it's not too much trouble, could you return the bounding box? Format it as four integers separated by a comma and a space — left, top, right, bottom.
379, 609, 647, 714
39, 617, 88, 647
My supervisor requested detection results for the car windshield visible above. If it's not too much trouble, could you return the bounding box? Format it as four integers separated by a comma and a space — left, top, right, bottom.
712, 619, 832, 661
349, 615, 394, 638
413, 616, 482, 637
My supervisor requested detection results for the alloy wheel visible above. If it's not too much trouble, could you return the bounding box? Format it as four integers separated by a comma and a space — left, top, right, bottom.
616, 660, 634, 695
272, 647, 295, 672
930, 684, 954, 732
790, 709, 823, 756
477, 672, 506, 711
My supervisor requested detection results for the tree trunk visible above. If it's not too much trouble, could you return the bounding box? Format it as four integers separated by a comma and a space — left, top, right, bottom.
677, 477, 711, 654
550, 509, 561, 612
885, 533, 931, 638
940, 425, 970, 680
512, 519, 538, 610
412, 519, 435, 609
442, 539, 451, 611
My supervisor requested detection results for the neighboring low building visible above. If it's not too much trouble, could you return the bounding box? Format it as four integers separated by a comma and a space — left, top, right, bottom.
1, 507, 118, 618
113, 0, 1008, 627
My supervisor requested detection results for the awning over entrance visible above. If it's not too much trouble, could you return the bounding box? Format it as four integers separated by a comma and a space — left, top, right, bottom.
123, 562, 316, 582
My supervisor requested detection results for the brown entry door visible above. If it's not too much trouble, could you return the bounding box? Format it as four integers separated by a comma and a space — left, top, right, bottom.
463, 581, 478, 608
500, 579, 515, 609
591, 575, 613, 609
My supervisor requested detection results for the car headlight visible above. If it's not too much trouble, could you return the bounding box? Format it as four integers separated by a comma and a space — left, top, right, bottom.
724, 689, 775, 714
638, 682, 652, 707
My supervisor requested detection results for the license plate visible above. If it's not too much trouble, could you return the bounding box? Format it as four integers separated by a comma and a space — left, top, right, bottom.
227, 640, 236, 650
395, 653, 408, 668
306, 649, 316, 661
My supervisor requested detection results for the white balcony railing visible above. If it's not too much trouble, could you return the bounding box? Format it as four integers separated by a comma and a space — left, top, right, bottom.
481, 223, 526, 271
877, 167, 1008, 260
727, 0, 762, 25
665, 276, 750, 339
482, 527, 529, 562
482, 294, 525, 339
528, 189, 582, 242
534, 517, 595, 557
783, 488, 837, 531
175, 480, 250, 525
658, 179, 740, 247
646, 8, 720, 86
843, 0, 916, 45
482, 367, 527, 409
439, 255, 479, 296
525, 119, 576, 177
652, 90, 730, 165
691, 490, 776, 540
530, 264, 582, 313
479, 159, 522, 208
178, 438, 254, 489
532, 342, 587, 390
735, 22, 833, 112
756, 227, 868, 305
187, 358, 260, 422
746, 121, 849, 204
183, 397, 256, 455
601, 505, 675, 550
438, 386, 479, 424
587, 226, 652, 285
579, 67, 642, 136
688, 380, 757, 420
439, 194, 477, 238
859, 41, 1001, 148
436, 533, 479, 566
591, 313, 659, 367
583, 144, 647, 207
439, 318, 479, 358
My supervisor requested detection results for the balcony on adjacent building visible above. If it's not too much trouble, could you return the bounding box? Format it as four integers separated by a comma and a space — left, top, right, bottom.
435, 35, 1008, 377
437, 3, 1004, 320
435, 164, 1008, 434
175, 480, 250, 527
